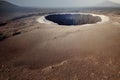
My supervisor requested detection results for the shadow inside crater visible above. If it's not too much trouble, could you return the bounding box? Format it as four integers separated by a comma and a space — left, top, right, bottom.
45, 13, 102, 26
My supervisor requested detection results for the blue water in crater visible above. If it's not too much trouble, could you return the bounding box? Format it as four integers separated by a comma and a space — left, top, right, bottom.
45, 14, 101, 26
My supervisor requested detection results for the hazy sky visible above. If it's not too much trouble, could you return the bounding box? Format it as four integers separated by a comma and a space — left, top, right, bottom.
5, 0, 120, 8
110, 0, 120, 3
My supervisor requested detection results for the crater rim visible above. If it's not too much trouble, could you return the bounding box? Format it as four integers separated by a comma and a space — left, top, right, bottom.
37, 13, 109, 26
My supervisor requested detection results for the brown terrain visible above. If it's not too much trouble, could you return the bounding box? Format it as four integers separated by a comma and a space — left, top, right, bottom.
0, 10, 120, 80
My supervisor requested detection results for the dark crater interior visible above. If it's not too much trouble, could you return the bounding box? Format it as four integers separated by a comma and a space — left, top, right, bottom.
45, 13, 102, 26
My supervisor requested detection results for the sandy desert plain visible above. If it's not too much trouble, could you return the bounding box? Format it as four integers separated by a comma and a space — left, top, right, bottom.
0, 7, 120, 80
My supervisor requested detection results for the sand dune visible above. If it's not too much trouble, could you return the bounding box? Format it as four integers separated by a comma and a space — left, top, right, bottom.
0, 10, 120, 80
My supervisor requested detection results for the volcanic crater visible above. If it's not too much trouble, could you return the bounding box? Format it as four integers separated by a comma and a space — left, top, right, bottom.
45, 13, 102, 26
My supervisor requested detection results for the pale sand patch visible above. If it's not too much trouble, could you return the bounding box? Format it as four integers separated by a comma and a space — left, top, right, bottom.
41, 60, 68, 73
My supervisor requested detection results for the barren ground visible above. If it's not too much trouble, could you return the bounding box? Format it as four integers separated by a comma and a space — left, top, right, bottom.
0, 10, 120, 80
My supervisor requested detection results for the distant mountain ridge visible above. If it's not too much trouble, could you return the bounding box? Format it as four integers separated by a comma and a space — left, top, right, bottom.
0, 0, 120, 9
97, 1, 120, 7
0, 0, 24, 14
0, 0, 19, 9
